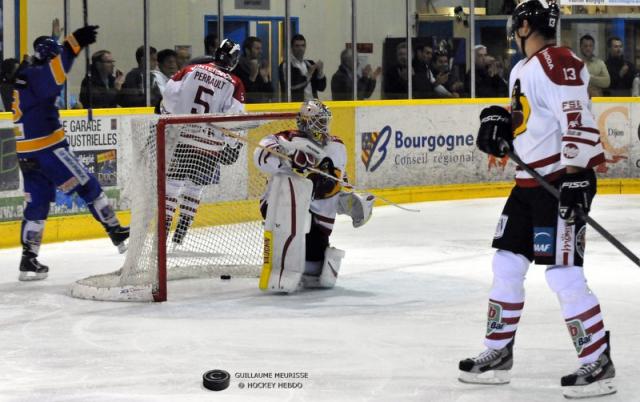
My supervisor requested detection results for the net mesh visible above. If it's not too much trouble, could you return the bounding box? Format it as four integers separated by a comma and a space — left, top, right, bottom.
70, 113, 297, 301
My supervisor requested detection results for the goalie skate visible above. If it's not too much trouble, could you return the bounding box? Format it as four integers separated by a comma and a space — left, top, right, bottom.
458, 338, 514, 384
561, 332, 616, 399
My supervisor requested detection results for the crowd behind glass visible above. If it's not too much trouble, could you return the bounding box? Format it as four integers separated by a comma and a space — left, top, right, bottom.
1, 2, 639, 111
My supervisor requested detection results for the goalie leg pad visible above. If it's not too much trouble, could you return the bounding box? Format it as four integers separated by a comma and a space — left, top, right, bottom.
337, 192, 375, 228
302, 247, 345, 289
259, 173, 313, 293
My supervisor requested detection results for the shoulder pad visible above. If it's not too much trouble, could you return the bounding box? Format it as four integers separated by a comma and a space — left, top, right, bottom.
534, 46, 584, 86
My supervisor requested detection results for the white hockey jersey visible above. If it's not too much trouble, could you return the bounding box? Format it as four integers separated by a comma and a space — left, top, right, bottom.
509, 45, 605, 187
161, 63, 246, 152
254, 130, 347, 235
161, 63, 246, 115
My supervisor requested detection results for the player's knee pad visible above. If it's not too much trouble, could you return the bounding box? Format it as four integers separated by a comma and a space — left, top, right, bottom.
166, 179, 185, 199
21, 220, 45, 255
491, 250, 530, 300
182, 181, 204, 200
545, 266, 590, 305
86, 192, 118, 229
302, 247, 345, 289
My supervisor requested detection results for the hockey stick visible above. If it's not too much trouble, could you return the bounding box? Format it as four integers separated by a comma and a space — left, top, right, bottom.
501, 141, 640, 268
215, 126, 421, 213
83, 0, 93, 121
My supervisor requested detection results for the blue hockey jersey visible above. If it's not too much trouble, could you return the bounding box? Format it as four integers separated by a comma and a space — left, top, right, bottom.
12, 34, 82, 157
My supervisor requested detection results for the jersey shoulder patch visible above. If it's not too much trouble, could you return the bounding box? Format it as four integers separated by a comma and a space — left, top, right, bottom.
534, 46, 584, 86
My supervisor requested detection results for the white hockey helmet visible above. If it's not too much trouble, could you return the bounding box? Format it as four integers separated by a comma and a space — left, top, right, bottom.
297, 99, 332, 147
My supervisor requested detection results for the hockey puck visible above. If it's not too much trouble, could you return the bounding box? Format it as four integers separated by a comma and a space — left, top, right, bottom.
203, 369, 230, 391
220, 274, 231, 280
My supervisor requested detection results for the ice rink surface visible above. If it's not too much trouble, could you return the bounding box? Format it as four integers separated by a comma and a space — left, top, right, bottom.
1, 195, 639, 402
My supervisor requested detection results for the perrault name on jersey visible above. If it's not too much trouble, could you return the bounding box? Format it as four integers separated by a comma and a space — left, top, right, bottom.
192, 70, 228, 90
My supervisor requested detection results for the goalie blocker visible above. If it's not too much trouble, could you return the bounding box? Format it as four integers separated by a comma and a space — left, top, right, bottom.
259, 173, 373, 293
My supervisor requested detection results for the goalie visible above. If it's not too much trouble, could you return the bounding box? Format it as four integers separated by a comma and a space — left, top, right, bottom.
253, 99, 374, 293
159, 39, 246, 245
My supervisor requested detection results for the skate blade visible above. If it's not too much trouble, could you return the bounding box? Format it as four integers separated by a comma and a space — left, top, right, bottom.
562, 378, 616, 399
116, 242, 127, 254
18, 271, 48, 281
458, 370, 510, 385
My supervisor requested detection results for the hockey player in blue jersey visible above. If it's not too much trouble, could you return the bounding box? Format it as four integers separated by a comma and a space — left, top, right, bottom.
13, 25, 129, 281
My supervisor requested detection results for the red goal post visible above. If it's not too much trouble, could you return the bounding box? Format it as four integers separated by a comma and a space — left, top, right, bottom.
71, 112, 298, 302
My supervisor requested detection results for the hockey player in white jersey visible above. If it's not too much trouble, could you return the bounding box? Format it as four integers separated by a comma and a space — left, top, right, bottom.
253, 100, 373, 293
159, 39, 246, 245
458, 1, 615, 399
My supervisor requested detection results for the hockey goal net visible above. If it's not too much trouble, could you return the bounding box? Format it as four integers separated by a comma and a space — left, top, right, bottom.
70, 112, 297, 302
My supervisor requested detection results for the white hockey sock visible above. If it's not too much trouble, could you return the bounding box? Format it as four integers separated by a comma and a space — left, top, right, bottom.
484, 250, 530, 350
546, 266, 607, 364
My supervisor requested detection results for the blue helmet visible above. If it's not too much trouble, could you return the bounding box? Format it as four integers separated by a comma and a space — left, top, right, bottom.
33, 36, 61, 61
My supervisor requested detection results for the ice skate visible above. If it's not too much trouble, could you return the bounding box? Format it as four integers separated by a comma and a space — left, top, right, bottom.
458, 338, 514, 384
561, 332, 616, 399
18, 253, 49, 281
108, 225, 130, 254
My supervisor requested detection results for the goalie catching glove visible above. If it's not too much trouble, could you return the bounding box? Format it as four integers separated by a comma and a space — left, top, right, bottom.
337, 192, 375, 228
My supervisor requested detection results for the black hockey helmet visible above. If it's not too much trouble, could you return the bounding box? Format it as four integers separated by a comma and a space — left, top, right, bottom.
507, 0, 560, 41
214, 39, 241, 71
33, 36, 61, 62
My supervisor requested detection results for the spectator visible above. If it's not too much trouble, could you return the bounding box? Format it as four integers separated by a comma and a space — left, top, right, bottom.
204, 33, 219, 56
579, 35, 610, 97
331, 48, 380, 101
412, 44, 436, 99
431, 50, 463, 98
383, 41, 409, 99
233, 36, 273, 103
633, 72, 640, 97
605, 37, 636, 96
175, 46, 192, 69
118, 46, 160, 107
152, 49, 178, 98
278, 34, 326, 102
79, 50, 124, 108
0, 58, 20, 111
466, 45, 508, 98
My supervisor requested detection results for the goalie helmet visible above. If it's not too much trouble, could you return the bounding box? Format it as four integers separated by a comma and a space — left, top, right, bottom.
33, 36, 61, 62
297, 99, 332, 147
507, 0, 559, 42
215, 39, 241, 71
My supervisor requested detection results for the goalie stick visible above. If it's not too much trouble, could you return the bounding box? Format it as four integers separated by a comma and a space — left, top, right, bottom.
216, 125, 421, 213
500, 141, 640, 268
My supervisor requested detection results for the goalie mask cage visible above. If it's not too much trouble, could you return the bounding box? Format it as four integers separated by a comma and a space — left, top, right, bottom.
70, 112, 297, 302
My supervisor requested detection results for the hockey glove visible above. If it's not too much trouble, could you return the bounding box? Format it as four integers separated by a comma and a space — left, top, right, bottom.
559, 170, 593, 224
73, 25, 99, 48
477, 106, 513, 157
